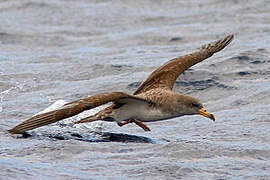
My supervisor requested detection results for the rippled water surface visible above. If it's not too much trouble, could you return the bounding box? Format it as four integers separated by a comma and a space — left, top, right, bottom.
1, 0, 270, 179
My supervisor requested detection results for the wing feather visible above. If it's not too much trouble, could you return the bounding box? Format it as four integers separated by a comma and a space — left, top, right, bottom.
9, 92, 145, 134
133, 34, 234, 95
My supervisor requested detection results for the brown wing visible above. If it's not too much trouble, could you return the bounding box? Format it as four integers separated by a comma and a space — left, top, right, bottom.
9, 92, 146, 134
133, 34, 234, 95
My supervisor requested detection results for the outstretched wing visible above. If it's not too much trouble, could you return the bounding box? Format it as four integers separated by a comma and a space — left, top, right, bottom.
9, 92, 145, 134
133, 34, 234, 95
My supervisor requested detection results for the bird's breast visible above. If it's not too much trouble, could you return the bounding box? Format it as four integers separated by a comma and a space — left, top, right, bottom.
111, 100, 175, 122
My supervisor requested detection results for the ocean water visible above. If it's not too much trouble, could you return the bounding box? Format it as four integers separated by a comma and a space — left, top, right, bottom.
1, 0, 270, 179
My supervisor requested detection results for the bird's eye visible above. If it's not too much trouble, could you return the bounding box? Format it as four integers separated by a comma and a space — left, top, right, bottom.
191, 103, 199, 107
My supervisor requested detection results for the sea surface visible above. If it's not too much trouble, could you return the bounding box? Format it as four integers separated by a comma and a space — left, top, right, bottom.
1, 0, 270, 179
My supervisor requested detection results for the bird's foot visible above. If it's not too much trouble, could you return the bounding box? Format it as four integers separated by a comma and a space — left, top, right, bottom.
117, 119, 151, 132
117, 120, 133, 127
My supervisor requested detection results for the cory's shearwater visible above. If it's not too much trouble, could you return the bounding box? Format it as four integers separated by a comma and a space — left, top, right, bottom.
9, 34, 233, 134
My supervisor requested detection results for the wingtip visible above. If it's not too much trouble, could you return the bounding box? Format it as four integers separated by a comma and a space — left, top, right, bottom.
222, 33, 234, 43
228, 34, 234, 39
199, 33, 234, 54
8, 128, 23, 134
219, 33, 234, 50
226, 34, 234, 39
224, 34, 234, 44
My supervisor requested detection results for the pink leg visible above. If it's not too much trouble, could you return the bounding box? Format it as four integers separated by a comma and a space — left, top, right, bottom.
133, 119, 151, 132
117, 119, 151, 132
117, 120, 133, 127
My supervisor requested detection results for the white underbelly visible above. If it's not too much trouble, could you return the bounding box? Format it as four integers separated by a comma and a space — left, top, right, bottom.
112, 101, 172, 122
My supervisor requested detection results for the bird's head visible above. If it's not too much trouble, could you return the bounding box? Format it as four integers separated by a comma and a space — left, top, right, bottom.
174, 94, 215, 121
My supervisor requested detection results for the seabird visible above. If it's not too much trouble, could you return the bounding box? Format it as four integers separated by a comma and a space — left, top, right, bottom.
9, 34, 233, 134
